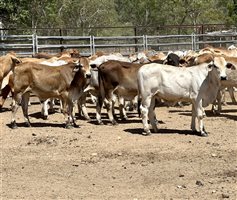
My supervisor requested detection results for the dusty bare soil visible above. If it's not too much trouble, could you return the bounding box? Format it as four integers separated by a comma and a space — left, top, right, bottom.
1, 94, 236, 200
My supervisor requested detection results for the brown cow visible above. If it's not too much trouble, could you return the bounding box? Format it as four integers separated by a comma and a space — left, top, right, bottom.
10, 57, 91, 129
97, 60, 143, 125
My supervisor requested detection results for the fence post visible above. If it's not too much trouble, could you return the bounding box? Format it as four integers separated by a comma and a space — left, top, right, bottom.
134, 27, 138, 52
32, 34, 35, 55
35, 33, 38, 53
144, 35, 148, 51
192, 33, 196, 51
92, 36, 95, 55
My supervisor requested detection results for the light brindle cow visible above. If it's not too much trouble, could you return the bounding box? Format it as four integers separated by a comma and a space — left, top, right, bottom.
10, 57, 91, 129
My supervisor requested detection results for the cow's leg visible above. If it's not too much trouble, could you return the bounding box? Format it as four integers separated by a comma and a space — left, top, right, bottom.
105, 98, 118, 125
196, 102, 208, 137
212, 89, 221, 115
0, 84, 11, 110
95, 93, 104, 125
216, 90, 222, 115
49, 98, 55, 113
140, 96, 152, 135
68, 100, 77, 128
118, 96, 128, 120
60, 99, 71, 128
111, 94, 117, 117
78, 92, 91, 120
228, 87, 237, 103
11, 93, 22, 129
21, 92, 31, 127
41, 99, 49, 120
95, 100, 103, 125
191, 103, 196, 132
148, 97, 158, 133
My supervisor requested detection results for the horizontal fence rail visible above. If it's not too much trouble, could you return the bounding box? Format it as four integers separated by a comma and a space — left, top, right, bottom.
1, 32, 237, 56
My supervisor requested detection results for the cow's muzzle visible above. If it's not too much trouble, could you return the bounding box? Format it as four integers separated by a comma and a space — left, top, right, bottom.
221, 76, 227, 81
86, 74, 91, 79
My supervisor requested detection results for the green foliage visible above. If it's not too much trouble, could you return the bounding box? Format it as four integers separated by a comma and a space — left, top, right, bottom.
0, 0, 237, 35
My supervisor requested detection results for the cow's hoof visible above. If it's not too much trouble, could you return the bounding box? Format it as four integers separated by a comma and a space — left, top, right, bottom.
48, 109, 54, 114
121, 116, 128, 121
73, 123, 79, 128
10, 122, 18, 129
143, 129, 151, 136
25, 122, 31, 127
42, 115, 48, 120
85, 117, 92, 121
65, 124, 73, 129
97, 121, 104, 125
200, 131, 208, 137
111, 121, 118, 126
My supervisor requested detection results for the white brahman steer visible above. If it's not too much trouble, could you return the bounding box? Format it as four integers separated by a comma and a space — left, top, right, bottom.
138, 57, 229, 136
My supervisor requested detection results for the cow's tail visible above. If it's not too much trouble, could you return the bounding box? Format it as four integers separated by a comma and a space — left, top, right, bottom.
137, 96, 141, 117
136, 74, 142, 118
98, 68, 105, 108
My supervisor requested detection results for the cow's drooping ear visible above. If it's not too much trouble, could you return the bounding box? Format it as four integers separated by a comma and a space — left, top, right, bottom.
226, 62, 236, 70
11, 57, 21, 64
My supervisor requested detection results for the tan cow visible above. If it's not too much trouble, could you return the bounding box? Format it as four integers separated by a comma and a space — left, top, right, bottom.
0, 52, 21, 91
10, 57, 91, 129
199, 46, 237, 57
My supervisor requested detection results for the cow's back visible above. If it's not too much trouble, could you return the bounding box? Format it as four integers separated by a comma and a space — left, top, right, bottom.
138, 63, 208, 102
99, 60, 142, 89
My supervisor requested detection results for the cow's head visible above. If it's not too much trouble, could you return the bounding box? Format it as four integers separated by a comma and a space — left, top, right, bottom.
76, 57, 91, 79
207, 57, 231, 81
8, 53, 22, 65
164, 53, 180, 67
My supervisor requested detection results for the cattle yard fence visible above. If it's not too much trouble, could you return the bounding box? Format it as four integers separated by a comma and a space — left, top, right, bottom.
1, 32, 237, 56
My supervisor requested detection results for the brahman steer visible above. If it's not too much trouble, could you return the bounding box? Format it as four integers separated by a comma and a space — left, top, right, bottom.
138, 57, 229, 136
10, 57, 91, 129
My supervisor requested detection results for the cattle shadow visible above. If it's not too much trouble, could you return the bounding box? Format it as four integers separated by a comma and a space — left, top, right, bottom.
29, 112, 45, 119
6, 122, 65, 128
79, 112, 142, 124
168, 109, 191, 116
0, 107, 11, 113
205, 109, 237, 121
124, 128, 202, 136
169, 108, 237, 121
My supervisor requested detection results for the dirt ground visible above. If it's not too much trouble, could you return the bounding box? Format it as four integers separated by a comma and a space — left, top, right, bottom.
0, 94, 236, 200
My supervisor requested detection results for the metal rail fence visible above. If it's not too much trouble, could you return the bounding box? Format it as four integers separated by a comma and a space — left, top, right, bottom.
1, 32, 237, 56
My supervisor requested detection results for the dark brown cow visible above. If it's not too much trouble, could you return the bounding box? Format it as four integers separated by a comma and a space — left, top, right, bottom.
97, 60, 143, 125
10, 57, 91, 129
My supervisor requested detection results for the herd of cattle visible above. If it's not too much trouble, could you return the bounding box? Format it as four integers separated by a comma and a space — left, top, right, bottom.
0, 46, 236, 136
